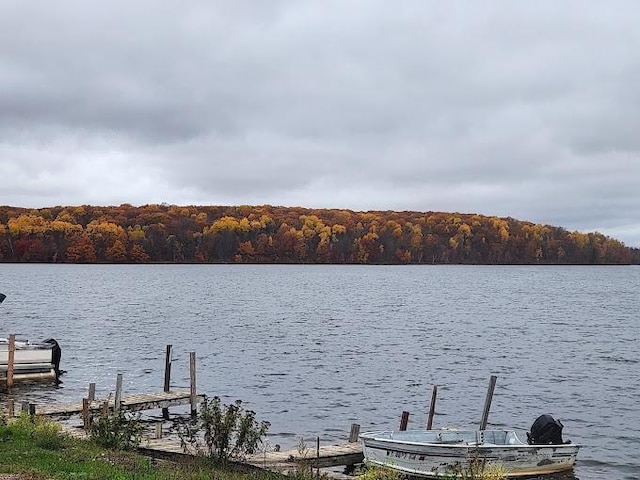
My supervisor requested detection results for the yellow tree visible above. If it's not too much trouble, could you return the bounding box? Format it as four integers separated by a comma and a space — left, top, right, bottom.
86, 220, 127, 261
408, 222, 423, 262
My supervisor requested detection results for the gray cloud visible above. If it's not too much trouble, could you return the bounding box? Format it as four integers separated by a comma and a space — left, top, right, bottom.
1, 1, 640, 246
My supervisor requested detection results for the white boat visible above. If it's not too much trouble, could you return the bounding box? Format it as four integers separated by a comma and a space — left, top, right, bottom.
360, 418, 580, 478
0, 337, 62, 382
0, 293, 62, 383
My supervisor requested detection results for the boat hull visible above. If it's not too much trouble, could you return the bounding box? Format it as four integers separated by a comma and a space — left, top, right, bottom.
360, 430, 580, 478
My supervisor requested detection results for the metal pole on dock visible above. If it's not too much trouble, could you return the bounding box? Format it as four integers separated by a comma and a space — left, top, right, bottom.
88, 383, 96, 402
316, 437, 320, 479
189, 352, 197, 418
162, 345, 172, 420
427, 385, 438, 429
480, 375, 497, 430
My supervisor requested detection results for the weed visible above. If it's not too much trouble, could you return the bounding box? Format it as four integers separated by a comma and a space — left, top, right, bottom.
293, 437, 313, 478
11, 411, 64, 450
356, 465, 402, 480
442, 456, 507, 480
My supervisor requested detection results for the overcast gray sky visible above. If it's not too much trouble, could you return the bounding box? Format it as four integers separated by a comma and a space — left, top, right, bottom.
1, 1, 639, 247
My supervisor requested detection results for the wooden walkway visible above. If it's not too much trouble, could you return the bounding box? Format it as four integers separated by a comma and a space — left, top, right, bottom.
36, 390, 204, 416
59, 423, 363, 470
139, 436, 363, 477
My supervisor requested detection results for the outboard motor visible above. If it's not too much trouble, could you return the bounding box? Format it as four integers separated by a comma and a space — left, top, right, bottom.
527, 414, 566, 445
44, 338, 63, 379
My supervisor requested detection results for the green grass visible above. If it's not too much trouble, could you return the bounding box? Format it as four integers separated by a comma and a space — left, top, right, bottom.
0, 415, 279, 480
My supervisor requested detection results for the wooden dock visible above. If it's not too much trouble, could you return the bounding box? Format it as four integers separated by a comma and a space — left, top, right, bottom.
56, 421, 363, 475
32, 394, 364, 480
139, 436, 363, 476
36, 390, 205, 416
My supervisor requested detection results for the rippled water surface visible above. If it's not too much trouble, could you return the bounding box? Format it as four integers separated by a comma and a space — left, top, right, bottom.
1, 264, 639, 479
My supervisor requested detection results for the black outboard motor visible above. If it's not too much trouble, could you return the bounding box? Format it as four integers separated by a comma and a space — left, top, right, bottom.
527, 414, 566, 445
44, 338, 63, 379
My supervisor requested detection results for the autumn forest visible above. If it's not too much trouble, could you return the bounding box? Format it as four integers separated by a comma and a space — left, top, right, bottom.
0, 204, 638, 265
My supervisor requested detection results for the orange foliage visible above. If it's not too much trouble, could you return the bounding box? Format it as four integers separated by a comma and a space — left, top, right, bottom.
0, 204, 637, 264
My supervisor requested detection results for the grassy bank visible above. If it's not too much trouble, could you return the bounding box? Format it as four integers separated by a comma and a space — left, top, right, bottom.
0, 414, 275, 480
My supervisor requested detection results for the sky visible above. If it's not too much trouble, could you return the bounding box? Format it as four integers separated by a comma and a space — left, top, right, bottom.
1, 1, 640, 247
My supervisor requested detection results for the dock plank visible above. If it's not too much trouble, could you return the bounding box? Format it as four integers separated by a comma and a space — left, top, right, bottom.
140, 437, 363, 470
246, 443, 363, 469
36, 390, 204, 416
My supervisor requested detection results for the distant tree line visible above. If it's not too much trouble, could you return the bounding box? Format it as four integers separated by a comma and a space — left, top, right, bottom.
0, 204, 638, 265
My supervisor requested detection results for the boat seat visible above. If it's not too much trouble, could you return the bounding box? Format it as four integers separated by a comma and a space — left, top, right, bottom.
506, 431, 520, 445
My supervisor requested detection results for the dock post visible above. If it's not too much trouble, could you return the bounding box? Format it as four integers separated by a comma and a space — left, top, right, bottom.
316, 437, 320, 479
29, 403, 36, 422
349, 424, 360, 442
7, 334, 15, 390
8, 400, 14, 417
480, 375, 497, 430
189, 352, 197, 418
115, 373, 123, 413
427, 385, 438, 429
399, 411, 410, 431
82, 398, 90, 430
162, 344, 172, 420
88, 383, 96, 402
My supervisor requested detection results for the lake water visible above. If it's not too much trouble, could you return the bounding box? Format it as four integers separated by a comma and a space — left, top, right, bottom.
1, 264, 638, 479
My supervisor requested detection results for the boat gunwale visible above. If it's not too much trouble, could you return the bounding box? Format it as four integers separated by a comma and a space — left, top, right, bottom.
360, 431, 581, 450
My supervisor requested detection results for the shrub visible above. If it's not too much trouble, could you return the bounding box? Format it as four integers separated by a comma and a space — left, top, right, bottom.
178, 395, 270, 464
90, 409, 144, 450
